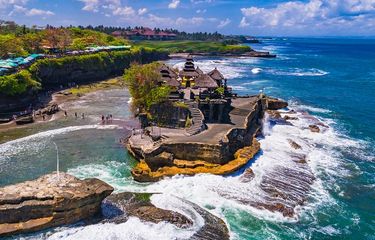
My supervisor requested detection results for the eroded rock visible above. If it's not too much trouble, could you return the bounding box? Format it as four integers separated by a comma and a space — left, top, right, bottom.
240, 168, 255, 183
267, 98, 288, 110
0, 172, 113, 237
288, 139, 302, 150
309, 124, 320, 133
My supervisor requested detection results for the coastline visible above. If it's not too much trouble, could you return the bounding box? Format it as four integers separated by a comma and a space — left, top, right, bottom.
0, 77, 125, 141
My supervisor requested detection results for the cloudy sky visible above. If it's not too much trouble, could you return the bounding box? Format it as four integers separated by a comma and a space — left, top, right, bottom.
1, 0, 375, 36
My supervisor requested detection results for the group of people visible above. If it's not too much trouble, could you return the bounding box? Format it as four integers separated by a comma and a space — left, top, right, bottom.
101, 114, 113, 124
64, 111, 85, 119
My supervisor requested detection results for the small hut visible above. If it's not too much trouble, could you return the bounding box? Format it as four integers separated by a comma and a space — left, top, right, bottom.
208, 68, 225, 87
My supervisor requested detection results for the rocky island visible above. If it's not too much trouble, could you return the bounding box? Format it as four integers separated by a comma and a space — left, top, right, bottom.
124, 57, 287, 182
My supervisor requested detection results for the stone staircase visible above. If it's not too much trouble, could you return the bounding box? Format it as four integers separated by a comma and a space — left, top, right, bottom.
186, 101, 205, 136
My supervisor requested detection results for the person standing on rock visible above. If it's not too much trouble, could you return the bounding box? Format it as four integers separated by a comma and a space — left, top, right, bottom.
64, 111, 68, 118
75, 112, 78, 119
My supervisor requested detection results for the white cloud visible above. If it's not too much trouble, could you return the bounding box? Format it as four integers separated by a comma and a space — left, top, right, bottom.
10, 4, 54, 17
80, 0, 121, 12
196, 9, 207, 14
168, 0, 180, 9
191, 0, 213, 4
0, 0, 28, 9
239, 17, 249, 28
217, 18, 231, 28
138, 8, 148, 15
112, 6, 135, 16
239, 0, 375, 35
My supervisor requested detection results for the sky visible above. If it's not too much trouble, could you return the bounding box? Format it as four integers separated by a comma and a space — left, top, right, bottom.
0, 0, 375, 36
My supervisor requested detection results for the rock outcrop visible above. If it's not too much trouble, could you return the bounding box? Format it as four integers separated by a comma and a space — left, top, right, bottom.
0, 172, 113, 237
267, 98, 288, 110
309, 124, 320, 133
132, 138, 260, 182
101, 192, 230, 240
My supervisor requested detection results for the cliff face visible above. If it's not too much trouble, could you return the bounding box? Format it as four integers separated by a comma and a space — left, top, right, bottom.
0, 49, 169, 114
0, 172, 113, 237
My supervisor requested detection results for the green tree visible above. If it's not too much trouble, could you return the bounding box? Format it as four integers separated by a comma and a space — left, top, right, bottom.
0, 34, 26, 58
123, 62, 170, 113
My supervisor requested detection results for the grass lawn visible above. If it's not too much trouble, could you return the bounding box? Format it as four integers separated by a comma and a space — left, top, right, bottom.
134, 40, 252, 54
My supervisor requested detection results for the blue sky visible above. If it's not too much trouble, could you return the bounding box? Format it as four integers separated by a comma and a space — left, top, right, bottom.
1, 0, 375, 36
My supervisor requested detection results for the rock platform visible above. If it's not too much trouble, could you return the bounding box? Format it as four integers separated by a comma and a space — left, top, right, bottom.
0, 172, 113, 237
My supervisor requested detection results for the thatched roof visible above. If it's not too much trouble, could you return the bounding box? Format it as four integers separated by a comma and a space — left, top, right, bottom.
195, 74, 218, 88
196, 66, 203, 75
160, 64, 178, 78
165, 77, 181, 87
208, 68, 225, 81
180, 69, 200, 78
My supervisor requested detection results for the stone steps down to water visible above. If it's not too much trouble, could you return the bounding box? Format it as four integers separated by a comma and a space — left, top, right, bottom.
0, 172, 113, 237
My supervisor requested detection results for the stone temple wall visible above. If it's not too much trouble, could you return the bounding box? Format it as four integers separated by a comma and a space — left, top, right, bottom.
143, 97, 265, 165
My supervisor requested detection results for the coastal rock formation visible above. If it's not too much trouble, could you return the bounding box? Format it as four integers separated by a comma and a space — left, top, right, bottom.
102, 192, 192, 228
0, 172, 113, 237
40, 103, 59, 115
101, 192, 230, 240
288, 139, 302, 150
309, 124, 320, 133
240, 168, 255, 183
15, 115, 34, 125
267, 98, 288, 110
132, 138, 260, 182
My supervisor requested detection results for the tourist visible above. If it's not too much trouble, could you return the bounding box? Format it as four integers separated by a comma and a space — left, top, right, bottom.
101, 115, 105, 123
81, 113, 85, 119
64, 111, 67, 118
42, 115, 46, 121
75, 112, 78, 119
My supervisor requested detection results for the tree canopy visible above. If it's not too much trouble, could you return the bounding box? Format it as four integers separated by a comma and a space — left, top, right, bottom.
123, 62, 170, 113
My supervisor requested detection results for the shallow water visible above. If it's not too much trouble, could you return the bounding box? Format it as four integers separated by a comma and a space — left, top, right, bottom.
1, 38, 375, 239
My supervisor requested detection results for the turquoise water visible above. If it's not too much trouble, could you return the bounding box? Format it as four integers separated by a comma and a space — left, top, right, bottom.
0, 38, 374, 239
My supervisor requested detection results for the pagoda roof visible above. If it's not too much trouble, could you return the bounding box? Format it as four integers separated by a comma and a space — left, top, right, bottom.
195, 74, 218, 88
208, 68, 225, 81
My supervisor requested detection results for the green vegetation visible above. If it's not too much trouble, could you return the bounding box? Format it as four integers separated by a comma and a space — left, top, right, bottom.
215, 87, 225, 95
133, 41, 251, 54
0, 70, 40, 95
0, 22, 129, 58
0, 47, 168, 96
123, 62, 171, 113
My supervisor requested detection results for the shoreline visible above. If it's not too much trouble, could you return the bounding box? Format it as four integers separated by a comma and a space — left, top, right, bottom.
0, 77, 125, 135
169, 50, 276, 59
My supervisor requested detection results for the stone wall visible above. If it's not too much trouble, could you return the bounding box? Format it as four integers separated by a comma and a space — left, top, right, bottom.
149, 102, 189, 128
143, 97, 265, 165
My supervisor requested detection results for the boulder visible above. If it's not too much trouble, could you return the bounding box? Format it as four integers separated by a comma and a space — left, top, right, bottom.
15, 115, 34, 125
267, 98, 288, 110
240, 168, 255, 183
41, 103, 59, 115
0, 172, 113, 237
309, 125, 320, 133
284, 115, 298, 121
288, 139, 302, 150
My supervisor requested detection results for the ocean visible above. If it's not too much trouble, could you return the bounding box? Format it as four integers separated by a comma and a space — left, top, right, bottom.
0, 38, 374, 239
